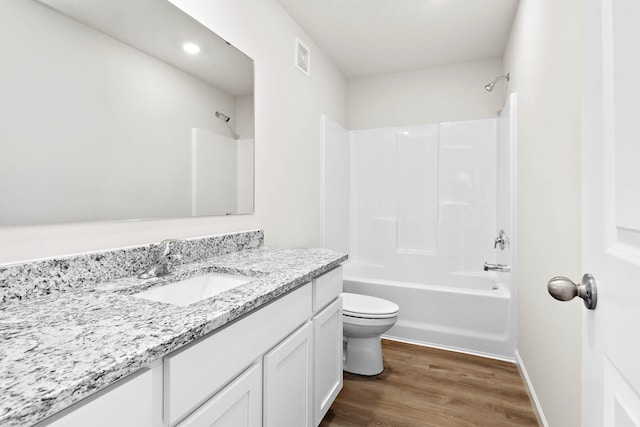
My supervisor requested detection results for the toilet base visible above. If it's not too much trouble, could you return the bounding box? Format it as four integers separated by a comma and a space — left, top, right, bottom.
343, 336, 384, 375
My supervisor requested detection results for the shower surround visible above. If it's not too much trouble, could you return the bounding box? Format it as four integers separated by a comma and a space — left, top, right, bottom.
323, 94, 517, 359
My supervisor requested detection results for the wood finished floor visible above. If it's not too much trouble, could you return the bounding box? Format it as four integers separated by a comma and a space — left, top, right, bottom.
320, 340, 538, 427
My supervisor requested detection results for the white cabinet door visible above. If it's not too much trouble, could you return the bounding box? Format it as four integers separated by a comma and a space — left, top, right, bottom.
177, 363, 262, 427
43, 369, 154, 427
263, 321, 313, 427
312, 297, 343, 426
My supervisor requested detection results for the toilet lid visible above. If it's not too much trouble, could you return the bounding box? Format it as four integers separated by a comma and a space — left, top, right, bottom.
342, 292, 399, 318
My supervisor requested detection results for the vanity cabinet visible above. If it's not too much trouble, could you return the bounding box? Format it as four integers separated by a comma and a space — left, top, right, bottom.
169, 265, 344, 427
164, 284, 312, 426
37, 266, 343, 427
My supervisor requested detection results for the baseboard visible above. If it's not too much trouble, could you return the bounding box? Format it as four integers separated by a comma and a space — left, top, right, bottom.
515, 349, 549, 427
382, 335, 516, 363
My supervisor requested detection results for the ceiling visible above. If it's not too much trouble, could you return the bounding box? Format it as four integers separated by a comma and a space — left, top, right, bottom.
276, 0, 519, 78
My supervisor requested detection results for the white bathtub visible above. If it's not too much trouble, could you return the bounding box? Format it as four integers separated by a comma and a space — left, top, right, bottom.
343, 273, 514, 360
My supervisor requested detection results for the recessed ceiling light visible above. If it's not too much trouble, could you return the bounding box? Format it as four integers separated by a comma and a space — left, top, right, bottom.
182, 42, 200, 54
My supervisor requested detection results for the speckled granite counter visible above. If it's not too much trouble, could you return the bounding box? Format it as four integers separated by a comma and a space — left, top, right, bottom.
0, 246, 347, 426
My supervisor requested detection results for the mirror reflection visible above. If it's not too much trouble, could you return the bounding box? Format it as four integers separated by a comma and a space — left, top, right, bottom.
0, 0, 255, 226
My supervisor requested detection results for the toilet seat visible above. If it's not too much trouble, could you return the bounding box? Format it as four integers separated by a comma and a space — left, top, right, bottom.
342, 292, 399, 319
342, 314, 397, 327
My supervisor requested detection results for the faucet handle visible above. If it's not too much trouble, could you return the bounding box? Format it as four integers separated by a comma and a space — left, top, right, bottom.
157, 239, 183, 257
166, 252, 183, 263
138, 239, 185, 279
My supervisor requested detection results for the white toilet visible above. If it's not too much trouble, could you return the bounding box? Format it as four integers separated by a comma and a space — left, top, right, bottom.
342, 292, 399, 376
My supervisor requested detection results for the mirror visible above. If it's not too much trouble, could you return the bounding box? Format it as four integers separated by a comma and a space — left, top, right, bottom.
0, 0, 254, 226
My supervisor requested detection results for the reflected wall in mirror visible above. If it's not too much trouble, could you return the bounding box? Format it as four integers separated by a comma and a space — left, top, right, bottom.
0, 0, 254, 226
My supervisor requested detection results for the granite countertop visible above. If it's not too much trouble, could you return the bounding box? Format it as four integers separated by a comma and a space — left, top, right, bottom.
0, 247, 347, 427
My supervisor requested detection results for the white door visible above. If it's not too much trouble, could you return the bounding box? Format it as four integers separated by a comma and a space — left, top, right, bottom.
581, 0, 640, 425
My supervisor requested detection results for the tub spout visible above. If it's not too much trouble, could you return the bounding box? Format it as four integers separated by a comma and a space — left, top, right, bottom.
484, 262, 511, 272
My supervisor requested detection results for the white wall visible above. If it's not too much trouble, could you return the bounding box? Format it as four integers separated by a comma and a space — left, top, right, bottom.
170, 0, 348, 250
0, 0, 346, 264
503, 0, 582, 425
347, 58, 505, 130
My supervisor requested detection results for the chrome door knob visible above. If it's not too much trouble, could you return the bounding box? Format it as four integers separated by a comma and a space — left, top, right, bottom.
547, 274, 597, 310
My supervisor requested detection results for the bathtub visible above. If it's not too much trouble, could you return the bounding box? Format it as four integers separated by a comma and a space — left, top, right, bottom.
343, 273, 514, 360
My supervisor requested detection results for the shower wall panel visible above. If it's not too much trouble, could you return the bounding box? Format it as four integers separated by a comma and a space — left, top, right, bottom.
236, 138, 254, 214
349, 119, 497, 284
396, 125, 439, 254
351, 127, 397, 264
191, 128, 238, 216
439, 120, 497, 272
322, 116, 351, 255
497, 94, 517, 270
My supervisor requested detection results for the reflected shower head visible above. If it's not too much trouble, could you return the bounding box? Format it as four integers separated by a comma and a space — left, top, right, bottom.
484, 73, 510, 92
215, 111, 239, 139
215, 111, 231, 122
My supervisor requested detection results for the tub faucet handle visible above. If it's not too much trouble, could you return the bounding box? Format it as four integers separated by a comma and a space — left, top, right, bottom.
494, 229, 510, 250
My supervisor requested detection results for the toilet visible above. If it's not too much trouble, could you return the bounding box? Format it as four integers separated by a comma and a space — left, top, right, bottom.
342, 292, 399, 376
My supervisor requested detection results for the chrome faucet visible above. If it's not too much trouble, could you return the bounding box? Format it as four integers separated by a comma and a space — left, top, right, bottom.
484, 262, 511, 273
138, 239, 184, 279
494, 229, 510, 250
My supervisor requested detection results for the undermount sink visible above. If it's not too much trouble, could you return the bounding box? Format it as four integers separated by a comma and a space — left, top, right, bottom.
133, 272, 252, 307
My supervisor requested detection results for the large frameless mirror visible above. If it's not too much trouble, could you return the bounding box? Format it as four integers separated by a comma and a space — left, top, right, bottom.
0, 0, 254, 226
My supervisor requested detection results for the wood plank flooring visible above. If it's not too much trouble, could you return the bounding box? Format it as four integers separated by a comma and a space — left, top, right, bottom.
320, 339, 538, 427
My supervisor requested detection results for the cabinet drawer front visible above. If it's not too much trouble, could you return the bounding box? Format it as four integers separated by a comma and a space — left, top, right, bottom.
177, 363, 262, 427
165, 283, 312, 426
312, 266, 343, 313
42, 369, 153, 427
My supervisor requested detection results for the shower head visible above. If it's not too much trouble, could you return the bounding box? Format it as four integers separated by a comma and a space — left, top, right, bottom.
484, 73, 510, 92
215, 111, 231, 122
